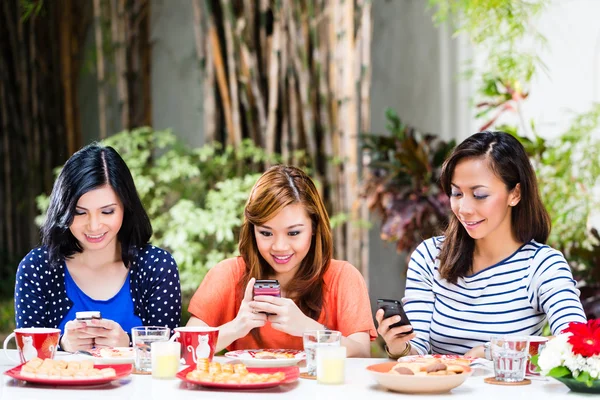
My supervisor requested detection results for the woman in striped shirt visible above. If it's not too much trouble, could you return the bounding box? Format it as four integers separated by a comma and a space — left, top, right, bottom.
376, 131, 586, 358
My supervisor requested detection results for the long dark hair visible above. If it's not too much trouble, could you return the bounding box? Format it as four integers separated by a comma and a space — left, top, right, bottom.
41, 143, 152, 268
237, 165, 333, 343
438, 131, 551, 283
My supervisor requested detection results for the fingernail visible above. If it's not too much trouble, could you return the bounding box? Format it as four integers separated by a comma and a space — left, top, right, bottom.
394, 316, 401, 322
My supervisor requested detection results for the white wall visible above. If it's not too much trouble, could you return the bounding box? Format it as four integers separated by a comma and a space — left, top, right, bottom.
479, 0, 600, 139
150, 0, 204, 147
367, 0, 472, 314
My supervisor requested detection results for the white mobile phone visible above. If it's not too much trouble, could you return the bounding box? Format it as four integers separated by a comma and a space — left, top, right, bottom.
76, 311, 102, 321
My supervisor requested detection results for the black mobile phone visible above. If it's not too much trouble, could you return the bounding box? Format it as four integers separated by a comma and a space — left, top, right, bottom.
76, 311, 102, 321
253, 279, 281, 298
377, 299, 413, 334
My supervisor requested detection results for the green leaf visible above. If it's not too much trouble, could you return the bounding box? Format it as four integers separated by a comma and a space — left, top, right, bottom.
547, 366, 572, 378
575, 371, 594, 387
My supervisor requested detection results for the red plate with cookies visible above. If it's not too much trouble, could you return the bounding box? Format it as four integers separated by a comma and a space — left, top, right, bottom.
4, 359, 132, 386
177, 361, 299, 390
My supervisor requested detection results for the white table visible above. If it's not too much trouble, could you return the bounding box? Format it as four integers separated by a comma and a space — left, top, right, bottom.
0, 350, 579, 399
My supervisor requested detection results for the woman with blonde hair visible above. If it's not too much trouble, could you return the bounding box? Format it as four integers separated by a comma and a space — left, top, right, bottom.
187, 165, 376, 357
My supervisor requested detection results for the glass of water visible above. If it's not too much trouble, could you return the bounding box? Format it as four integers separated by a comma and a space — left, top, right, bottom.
491, 335, 530, 382
302, 330, 341, 377
131, 326, 170, 372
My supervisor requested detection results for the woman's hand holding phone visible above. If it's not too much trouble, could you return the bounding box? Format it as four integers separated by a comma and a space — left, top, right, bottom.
84, 318, 130, 348
60, 319, 96, 352
375, 299, 416, 356
230, 278, 268, 337
252, 295, 318, 337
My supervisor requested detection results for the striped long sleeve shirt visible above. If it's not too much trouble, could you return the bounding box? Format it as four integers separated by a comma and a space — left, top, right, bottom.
403, 237, 587, 355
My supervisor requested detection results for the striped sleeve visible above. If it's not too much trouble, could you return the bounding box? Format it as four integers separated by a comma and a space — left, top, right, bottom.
527, 246, 586, 334
403, 238, 437, 355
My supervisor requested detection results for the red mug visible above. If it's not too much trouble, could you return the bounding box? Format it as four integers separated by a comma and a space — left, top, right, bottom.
171, 327, 219, 365
3, 327, 60, 363
527, 335, 549, 375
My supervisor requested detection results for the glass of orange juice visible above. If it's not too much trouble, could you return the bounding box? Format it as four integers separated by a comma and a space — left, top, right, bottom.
151, 341, 180, 379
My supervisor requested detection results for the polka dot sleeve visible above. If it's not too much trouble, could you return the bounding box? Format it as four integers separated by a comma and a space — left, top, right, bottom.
137, 247, 182, 331
14, 248, 49, 328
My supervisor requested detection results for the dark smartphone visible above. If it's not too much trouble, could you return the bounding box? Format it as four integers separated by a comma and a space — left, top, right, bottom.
377, 299, 413, 334
253, 279, 281, 298
253, 280, 280, 315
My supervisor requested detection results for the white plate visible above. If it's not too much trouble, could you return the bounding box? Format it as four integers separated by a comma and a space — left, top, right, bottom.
367, 361, 472, 394
224, 349, 305, 367
80, 347, 135, 365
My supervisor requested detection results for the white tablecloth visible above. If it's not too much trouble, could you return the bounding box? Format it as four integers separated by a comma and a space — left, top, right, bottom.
0, 350, 580, 399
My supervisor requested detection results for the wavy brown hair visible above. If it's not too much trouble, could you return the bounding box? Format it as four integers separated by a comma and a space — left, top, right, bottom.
438, 131, 551, 283
237, 165, 333, 340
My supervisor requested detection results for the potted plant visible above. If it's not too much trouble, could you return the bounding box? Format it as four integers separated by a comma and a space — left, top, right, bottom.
361, 109, 455, 259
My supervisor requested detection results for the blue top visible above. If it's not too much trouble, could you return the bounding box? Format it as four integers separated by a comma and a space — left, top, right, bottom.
57, 266, 143, 334
14, 244, 182, 334
403, 237, 587, 355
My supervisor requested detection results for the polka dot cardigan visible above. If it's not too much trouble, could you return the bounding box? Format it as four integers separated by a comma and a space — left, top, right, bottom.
14, 244, 182, 332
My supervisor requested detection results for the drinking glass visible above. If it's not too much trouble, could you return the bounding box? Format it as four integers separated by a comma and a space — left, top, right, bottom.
131, 326, 170, 372
302, 330, 341, 377
491, 335, 530, 382
317, 346, 346, 384
151, 341, 180, 379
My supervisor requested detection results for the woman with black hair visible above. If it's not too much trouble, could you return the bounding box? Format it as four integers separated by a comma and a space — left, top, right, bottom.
14, 143, 181, 352
376, 131, 586, 359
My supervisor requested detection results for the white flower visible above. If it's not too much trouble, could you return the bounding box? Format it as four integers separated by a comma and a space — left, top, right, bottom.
538, 333, 572, 374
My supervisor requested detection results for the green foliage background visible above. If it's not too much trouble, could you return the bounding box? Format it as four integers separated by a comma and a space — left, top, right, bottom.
36, 127, 283, 294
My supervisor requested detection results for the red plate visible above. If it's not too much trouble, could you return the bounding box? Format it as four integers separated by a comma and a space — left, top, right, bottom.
4, 363, 133, 386
176, 364, 299, 390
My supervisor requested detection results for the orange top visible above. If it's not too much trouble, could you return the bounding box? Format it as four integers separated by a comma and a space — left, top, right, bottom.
188, 257, 377, 351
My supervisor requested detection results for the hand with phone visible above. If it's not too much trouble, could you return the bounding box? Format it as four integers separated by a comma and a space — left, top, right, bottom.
229, 278, 268, 337
375, 298, 416, 357
83, 317, 130, 348
251, 279, 320, 337
60, 311, 129, 351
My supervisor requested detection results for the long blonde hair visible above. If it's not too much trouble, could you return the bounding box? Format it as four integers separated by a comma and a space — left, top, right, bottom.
237, 165, 333, 322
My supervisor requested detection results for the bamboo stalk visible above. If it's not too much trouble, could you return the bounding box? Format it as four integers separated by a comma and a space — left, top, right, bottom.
341, 0, 360, 267
192, 0, 215, 142
93, 0, 107, 139
30, 14, 40, 174
140, 0, 152, 127
328, 0, 345, 259
259, 0, 269, 73
204, 33, 216, 143
220, 0, 243, 146
358, 0, 372, 277
16, 3, 33, 251
0, 66, 14, 258
286, 1, 317, 165
112, 0, 130, 129
289, 71, 300, 160
265, 19, 281, 157
242, 45, 266, 145
238, 43, 257, 143
209, 22, 235, 145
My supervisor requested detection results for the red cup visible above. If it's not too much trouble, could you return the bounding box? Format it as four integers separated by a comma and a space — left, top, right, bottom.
3, 327, 60, 363
171, 327, 219, 365
527, 335, 549, 375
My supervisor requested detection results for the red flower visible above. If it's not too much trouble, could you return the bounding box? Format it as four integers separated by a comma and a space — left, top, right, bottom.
563, 319, 600, 357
